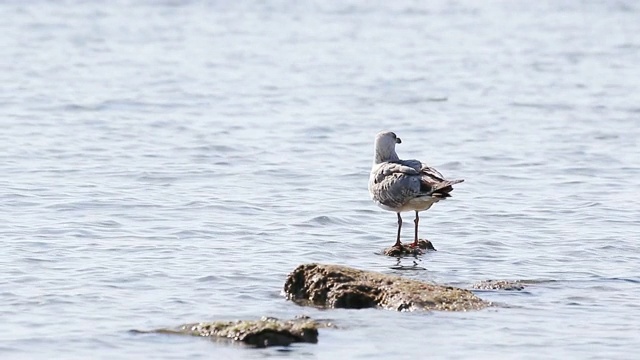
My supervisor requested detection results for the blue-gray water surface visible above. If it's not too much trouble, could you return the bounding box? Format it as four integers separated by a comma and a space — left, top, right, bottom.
2, 1, 640, 359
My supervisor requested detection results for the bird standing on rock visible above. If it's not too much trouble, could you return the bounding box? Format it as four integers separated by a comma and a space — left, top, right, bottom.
368, 131, 463, 249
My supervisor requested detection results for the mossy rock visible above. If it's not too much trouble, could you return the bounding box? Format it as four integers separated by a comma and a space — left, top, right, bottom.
144, 316, 333, 348
284, 263, 490, 311
383, 239, 436, 256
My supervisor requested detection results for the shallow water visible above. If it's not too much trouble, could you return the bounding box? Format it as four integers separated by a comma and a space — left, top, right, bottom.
1, 1, 640, 359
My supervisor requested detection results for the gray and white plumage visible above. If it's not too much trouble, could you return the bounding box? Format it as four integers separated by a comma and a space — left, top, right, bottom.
368, 131, 463, 247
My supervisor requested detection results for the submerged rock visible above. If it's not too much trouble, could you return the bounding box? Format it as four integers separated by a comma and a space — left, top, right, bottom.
146, 316, 332, 348
472, 280, 526, 291
383, 239, 436, 256
284, 263, 490, 311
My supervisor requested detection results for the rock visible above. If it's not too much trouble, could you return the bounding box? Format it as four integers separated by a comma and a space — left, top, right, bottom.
383, 239, 436, 256
472, 280, 525, 291
284, 263, 490, 311
144, 316, 332, 348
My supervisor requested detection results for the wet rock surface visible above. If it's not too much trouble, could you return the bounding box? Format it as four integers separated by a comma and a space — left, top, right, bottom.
145, 316, 333, 348
383, 239, 436, 256
472, 280, 526, 291
284, 263, 490, 311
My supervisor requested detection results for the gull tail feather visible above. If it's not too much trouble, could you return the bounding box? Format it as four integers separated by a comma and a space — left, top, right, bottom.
430, 179, 464, 198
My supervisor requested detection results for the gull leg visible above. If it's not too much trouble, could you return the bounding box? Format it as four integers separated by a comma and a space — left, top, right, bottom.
412, 211, 419, 247
394, 213, 402, 247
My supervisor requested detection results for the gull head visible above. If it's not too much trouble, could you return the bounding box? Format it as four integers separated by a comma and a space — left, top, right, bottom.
373, 131, 401, 164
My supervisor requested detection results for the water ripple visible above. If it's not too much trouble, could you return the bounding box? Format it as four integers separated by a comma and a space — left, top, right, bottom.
1, 1, 640, 359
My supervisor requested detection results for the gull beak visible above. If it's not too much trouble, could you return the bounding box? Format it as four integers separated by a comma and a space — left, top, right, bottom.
395, 137, 402, 144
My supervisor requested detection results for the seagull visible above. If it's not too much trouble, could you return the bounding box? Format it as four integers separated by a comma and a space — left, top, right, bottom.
368, 131, 463, 248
